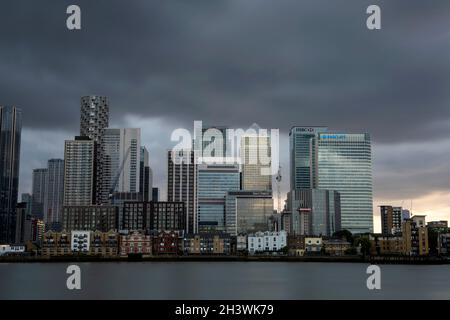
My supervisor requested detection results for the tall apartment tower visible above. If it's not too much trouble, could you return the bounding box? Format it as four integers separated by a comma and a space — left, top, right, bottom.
167, 150, 197, 233
311, 133, 373, 234
241, 132, 272, 191
380, 205, 402, 235
44, 159, 64, 230
63, 137, 96, 206
0, 106, 22, 243
80, 95, 109, 204
289, 126, 328, 190
31, 168, 48, 220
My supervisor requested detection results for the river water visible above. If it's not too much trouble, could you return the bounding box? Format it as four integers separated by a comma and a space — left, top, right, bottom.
1, 262, 450, 299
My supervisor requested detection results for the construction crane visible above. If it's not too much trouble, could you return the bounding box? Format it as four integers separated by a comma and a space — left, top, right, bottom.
108, 146, 131, 199
275, 165, 282, 213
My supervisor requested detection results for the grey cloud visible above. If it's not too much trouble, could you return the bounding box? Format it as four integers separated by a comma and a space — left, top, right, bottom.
1, 1, 450, 210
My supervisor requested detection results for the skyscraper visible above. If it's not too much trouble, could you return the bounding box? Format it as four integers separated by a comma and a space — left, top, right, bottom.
287, 189, 341, 236
103, 128, 141, 197
63, 136, 96, 206
241, 133, 272, 191
0, 106, 22, 243
197, 164, 240, 233
80, 95, 109, 204
289, 126, 328, 190
225, 190, 273, 235
311, 132, 373, 234
167, 150, 197, 234
44, 159, 64, 230
139, 146, 152, 201
31, 168, 48, 220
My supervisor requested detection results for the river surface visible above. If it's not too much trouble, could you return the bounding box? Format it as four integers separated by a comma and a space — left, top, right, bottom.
1, 262, 450, 299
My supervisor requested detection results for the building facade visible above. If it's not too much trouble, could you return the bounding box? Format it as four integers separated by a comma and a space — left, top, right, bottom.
380, 205, 402, 236
370, 235, 404, 255
139, 146, 152, 201
0, 106, 22, 244
289, 126, 328, 190
402, 216, 429, 256
197, 164, 240, 233
287, 189, 341, 236
225, 190, 273, 236
62, 205, 118, 232
63, 136, 96, 206
41, 231, 71, 256
15, 202, 32, 244
311, 132, 373, 234
152, 230, 181, 255
44, 159, 64, 231
121, 201, 186, 232
80, 95, 109, 204
183, 233, 231, 255
31, 168, 48, 220
247, 230, 287, 254
167, 150, 197, 234
119, 231, 152, 256
241, 134, 272, 191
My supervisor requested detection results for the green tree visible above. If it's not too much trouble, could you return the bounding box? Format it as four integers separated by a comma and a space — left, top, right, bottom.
332, 229, 354, 244
355, 237, 371, 257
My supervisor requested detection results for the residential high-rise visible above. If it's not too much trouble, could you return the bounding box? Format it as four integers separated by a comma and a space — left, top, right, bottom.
380, 205, 402, 236
289, 126, 328, 190
44, 159, 64, 231
311, 133, 373, 234
103, 128, 141, 198
31, 168, 48, 220
0, 106, 22, 244
287, 189, 341, 236
167, 150, 197, 234
63, 136, 96, 206
80, 95, 109, 204
197, 164, 240, 233
241, 133, 272, 191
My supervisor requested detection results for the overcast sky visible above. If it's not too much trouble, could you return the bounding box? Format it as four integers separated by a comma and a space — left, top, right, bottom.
1, 0, 450, 232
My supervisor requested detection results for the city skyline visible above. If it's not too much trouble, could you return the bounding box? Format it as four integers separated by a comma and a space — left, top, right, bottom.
1, 1, 450, 233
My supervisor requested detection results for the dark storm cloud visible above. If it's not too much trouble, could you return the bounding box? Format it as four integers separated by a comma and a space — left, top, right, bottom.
1, 0, 450, 141
1, 0, 450, 210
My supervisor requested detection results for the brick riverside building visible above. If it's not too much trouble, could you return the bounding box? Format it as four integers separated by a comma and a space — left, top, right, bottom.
153, 230, 182, 255
119, 231, 152, 257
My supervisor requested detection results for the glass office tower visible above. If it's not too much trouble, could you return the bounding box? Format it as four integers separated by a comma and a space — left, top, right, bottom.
289, 126, 328, 190
0, 106, 22, 243
197, 164, 240, 233
225, 190, 273, 236
287, 189, 341, 236
311, 133, 373, 234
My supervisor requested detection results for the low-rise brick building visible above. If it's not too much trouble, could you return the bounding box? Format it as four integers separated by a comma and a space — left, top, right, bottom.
41, 231, 71, 256
153, 230, 182, 255
323, 239, 351, 256
183, 233, 231, 255
119, 231, 152, 257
